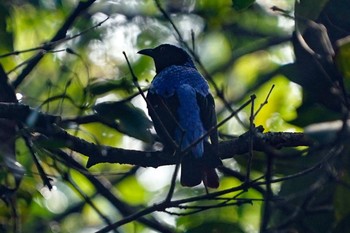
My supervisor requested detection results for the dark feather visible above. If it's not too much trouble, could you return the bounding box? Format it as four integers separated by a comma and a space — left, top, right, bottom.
196, 93, 222, 168
139, 44, 222, 188
146, 91, 179, 150
148, 90, 204, 187
196, 93, 218, 148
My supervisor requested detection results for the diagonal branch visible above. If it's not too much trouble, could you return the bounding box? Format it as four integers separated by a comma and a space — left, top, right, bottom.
12, 0, 96, 88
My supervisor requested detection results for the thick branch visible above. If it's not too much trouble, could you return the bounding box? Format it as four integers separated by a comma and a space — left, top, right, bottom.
0, 102, 313, 168
41, 124, 312, 168
0, 103, 60, 128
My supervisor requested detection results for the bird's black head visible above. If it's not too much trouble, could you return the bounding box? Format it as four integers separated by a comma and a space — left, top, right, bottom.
138, 44, 195, 73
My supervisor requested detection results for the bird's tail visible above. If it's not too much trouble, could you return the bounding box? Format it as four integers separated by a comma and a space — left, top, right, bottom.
202, 141, 221, 188
202, 167, 220, 189
180, 155, 202, 187
180, 152, 221, 188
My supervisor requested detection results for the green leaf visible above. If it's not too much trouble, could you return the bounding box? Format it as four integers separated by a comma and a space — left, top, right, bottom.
0, 3, 14, 54
94, 101, 153, 142
278, 63, 302, 85
187, 221, 244, 233
335, 36, 350, 79
117, 176, 146, 205
291, 103, 341, 127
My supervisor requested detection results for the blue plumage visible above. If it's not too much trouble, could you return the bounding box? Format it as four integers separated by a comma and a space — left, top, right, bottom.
150, 65, 208, 158
174, 83, 205, 158
150, 65, 209, 97
138, 44, 221, 188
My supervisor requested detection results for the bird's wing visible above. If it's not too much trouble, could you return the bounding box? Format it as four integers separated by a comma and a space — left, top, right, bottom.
196, 92, 222, 169
196, 93, 218, 150
146, 91, 179, 150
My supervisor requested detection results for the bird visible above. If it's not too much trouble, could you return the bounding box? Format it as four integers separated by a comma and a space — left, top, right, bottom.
138, 44, 222, 188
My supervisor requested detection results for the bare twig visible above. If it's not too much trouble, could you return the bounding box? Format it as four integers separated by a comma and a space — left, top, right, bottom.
123, 51, 178, 149
22, 134, 53, 190
246, 95, 256, 182
181, 98, 253, 158
154, 0, 184, 42
0, 17, 109, 59
123, 51, 183, 201
260, 151, 274, 232
63, 172, 119, 233
153, 0, 245, 127
48, 148, 173, 233
270, 6, 295, 20
254, 85, 275, 118
95, 179, 255, 233
12, 0, 97, 88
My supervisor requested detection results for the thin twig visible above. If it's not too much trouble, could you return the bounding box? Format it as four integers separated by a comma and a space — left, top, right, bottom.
0, 17, 109, 60
50, 148, 173, 233
164, 199, 252, 216
270, 6, 295, 20
123, 51, 178, 149
96, 174, 269, 233
246, 95, 256, 182
153, 0, 245, 128
154, 0, 184, 42
165, 152, 181, 202
22, 134, 53, 190
63, 172, 119, 233
123, 51, 182, 201
6, 51, 46, 75
260, 151, 274, 232
181, 98, 253, 157
254, 84, 275, 118
12, 0, 97, 88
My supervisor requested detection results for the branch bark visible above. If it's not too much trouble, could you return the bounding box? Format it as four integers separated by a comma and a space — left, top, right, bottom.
0, 103, 314, 168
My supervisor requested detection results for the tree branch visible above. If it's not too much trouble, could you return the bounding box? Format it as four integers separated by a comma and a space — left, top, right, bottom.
12, 0, 96, 88
0, 102, 313, 168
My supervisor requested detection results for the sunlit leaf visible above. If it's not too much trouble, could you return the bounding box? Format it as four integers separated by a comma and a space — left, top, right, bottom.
2, 0, 350, 232
117, 176, 146, 205
187, 221, 244, 233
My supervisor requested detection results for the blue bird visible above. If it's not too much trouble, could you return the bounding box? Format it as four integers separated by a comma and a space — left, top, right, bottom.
138, 44, 222, 188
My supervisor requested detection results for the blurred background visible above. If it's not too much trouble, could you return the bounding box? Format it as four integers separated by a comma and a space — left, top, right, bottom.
1, 0, 350, 232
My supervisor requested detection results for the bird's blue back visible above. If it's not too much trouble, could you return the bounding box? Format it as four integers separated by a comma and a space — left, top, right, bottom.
150, 65, 209, 97
149, 65, 210, 158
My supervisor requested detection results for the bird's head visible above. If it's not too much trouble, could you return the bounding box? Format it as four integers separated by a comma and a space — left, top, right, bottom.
138, 44, 195, 73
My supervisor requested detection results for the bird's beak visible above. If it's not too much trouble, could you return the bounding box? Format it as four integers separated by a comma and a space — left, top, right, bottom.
138, 48, 154, 57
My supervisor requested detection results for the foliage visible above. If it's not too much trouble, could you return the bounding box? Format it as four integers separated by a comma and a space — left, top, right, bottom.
0, 0, 349, 232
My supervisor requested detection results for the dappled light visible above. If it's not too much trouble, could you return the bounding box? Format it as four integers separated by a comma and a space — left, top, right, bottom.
0, 0, 350, 233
